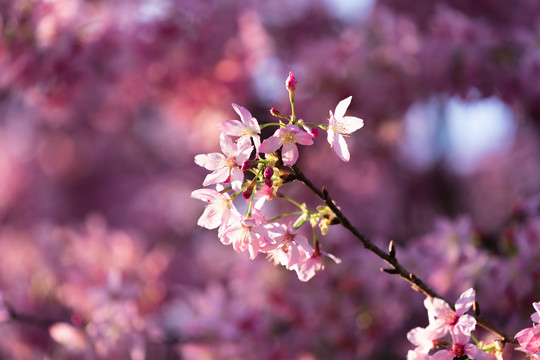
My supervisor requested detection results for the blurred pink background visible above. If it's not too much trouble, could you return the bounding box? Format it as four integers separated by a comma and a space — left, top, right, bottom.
1, 0, 540, 358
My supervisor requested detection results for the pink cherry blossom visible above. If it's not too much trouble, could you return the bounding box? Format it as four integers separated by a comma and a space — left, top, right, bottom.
258, 125, 313, 166
516, 327, 540, 357
407, 326, 438, 355
219, 213, 271, 260
295, 251, 341, 282
327, 96, 364, 162
194, 134, 253, 192
191, 188, 240, 230
424, 288, 476, 338
217, 104, 261, 151
261, 223, 313, 271
431, 331, 486, 360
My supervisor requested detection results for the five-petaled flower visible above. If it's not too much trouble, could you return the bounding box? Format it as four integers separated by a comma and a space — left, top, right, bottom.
431, 331, 486, 360
327, 96, 364, 162
424, 288, 477, 338
515, 301, 540, 359
191, 188, 240, 231
258, 124, 313, 166
194, 134, 253, 192
218, 103, 261, 151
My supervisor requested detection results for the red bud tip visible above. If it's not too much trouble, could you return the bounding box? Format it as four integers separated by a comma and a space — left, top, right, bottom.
270, 107, 282, 117
310, 128, 319, 138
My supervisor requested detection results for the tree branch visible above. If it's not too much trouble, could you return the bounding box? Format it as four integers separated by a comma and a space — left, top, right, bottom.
291, 164, 517, 345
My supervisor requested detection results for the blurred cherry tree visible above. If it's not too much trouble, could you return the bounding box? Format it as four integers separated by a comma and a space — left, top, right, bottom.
1, 0, 540, 359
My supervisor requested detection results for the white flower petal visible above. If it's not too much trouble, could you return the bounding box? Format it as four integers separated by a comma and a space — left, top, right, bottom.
333, 134, 350, 162
338, 116, 364, 134
334, 96, 352, 120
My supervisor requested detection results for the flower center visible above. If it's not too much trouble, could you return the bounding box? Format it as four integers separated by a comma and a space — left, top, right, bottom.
452, 343, 466, 357
447, 313, 459, 326
335, 121, 348, 134
281, 131, 295, 144
227, 157, 237, 169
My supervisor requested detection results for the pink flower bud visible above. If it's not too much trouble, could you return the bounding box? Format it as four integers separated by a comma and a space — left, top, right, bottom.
243, 182, 256, 199
242, 187, 253, 199
286, 71, 297, 92
264, 179, 273, 187
310, 128, 319, 138
270, 107, 282, 117
241, 160, 252, 171
264, 166, 274, 180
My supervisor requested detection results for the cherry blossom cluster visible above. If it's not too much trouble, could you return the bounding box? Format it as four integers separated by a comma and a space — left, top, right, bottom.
407, 288, 487, 360
192, 72, 364, 281
515, 302, 540, 359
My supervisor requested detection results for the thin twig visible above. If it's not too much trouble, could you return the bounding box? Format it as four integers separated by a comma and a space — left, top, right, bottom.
291, 164, 517, 345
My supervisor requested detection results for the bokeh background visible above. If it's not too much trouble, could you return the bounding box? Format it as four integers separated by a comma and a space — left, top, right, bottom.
1, 0, 540, 359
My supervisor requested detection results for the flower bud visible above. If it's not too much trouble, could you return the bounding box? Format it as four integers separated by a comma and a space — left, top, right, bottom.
285, 71, 296, 92
242, 183, 255, 199
264, 166, 274, 180
270, 107, 283, 117
264, 179, 273, 187
241, 160, 252, 171
310, 128, 319, 138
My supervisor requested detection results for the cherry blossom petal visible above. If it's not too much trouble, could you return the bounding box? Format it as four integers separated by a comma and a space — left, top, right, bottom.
424, 297, 452, 320
407, 350, 430, 360
258, 135, 282, 154
407, 327, 436, 352
455, 288, 475, 316
219, 133, 237, 157
198, 205, 223, 229
217, 119, 245, 137
293, 130, 315, 146
333, 134, 350, 162
235, 142, 254, 164
334, 96, 352, 119
532, 302, 540, 323
191, 188, 219, 202
454, 314, 476, 336
229, 168, 244, 192
338, 116, 364, 134
202, 167, 229, 187
232, 103, 253, 125
464, 343, 487, 359
431, 349, 454, 360
281, 141, 298, 166
327, 123, 336, 145
194, 153, 225, 170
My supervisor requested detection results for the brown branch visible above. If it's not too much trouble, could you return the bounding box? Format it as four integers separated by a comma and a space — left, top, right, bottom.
291, 164, 517, 346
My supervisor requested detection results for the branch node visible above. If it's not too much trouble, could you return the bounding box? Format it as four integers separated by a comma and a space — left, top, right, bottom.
321, 186, 329, 201
381, 267, 398, 274
388, 240, 396, 259
473, 300, 480, 316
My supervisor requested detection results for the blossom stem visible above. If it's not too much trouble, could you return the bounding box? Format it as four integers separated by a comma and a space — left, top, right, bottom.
302, 122, 328, 130
267, 211, 317, 223
290, 164, 518, 346
277, 192, 304, 209
312, 225, 320, 255
289, 92, 296, 122
260, 122, 286, 129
